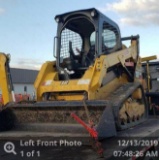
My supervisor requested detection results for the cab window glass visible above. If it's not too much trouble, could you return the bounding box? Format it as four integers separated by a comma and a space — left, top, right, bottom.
102, 23, 117, 52
90, 31, 95, 46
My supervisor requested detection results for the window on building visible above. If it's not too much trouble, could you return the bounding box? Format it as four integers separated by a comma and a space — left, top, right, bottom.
24, 86, 27, 92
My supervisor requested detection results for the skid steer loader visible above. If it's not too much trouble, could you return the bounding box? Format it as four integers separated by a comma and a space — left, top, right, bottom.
0, 8, 148, 139
0, 53, 15, 106
0, 53, 16, 131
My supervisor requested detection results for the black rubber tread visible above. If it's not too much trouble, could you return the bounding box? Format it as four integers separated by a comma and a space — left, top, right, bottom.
106, 82, 148, 130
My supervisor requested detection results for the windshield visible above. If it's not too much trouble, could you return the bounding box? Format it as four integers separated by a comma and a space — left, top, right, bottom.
60, 15, 95, 63
59, 17, 95, 72
60, 28, 82, 62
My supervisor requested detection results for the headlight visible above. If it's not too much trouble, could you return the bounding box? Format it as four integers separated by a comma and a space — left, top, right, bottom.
91, 10, 96, 17
55, 17, 60, 23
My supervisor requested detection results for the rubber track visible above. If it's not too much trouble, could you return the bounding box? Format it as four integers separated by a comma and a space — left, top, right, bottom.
106, 82, 148, 130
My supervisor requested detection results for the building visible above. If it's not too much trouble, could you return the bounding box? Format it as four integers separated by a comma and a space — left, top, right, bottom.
10, 68, 39, 97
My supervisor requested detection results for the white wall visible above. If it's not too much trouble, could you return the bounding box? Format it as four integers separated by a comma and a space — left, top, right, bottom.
13, 83, 35, 96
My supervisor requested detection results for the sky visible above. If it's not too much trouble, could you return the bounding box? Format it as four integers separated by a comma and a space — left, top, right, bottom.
0, 0, 159, 70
